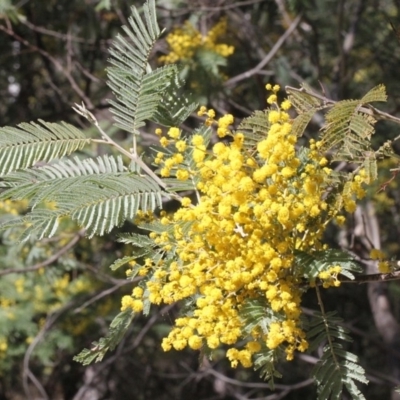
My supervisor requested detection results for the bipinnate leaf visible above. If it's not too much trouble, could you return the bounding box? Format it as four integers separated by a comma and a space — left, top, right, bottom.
0, 120, 89, 176
73, 310, 134, 365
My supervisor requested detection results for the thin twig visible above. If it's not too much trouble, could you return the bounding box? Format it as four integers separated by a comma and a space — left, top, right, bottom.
0, 24, 94, 108
297, 353, 400, 386
286, 85, 400, 126
23, 299, 79, 400
73, 103, 168, 189
19, 17, 106, 45
130, 304, 175, 349
73, 280, 132, 314
340, 270, 400, 284
0, 230, 84, 276
306, 270, 400, 288
72, 304, 174, 400
315, 285, 340, 366
224, 14, 302, 87
187, 0, 265, 12
73, 103, 184, 203
206, 368, 314, 391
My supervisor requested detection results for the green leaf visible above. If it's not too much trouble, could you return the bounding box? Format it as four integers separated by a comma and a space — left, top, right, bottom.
343, 378, 366, 400
363, 153, 377, 183
152, 68, 198, 127
117, 232, 155, 247
240, 298, 275, 334
286, 84, 328, 137
291, 108, 318, 137
196, 48, 227, 76
106, 0, 182, 134
295, 249, 362, 281
253, 349, 281, 384
286, 83, 323, 114
0, 120, 89, 177
0, 0, 22, 23
236, 110, 271, 150
319, 85, 387, 164
109, 255, 138, 272
95, 0, 111, 11
309, 312, 367, 399
0, 168, 164, 240
74, 310, 134, 365
360, 84, 387, 103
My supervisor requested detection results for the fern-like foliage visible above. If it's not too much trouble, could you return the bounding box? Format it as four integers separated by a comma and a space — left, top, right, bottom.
0, 155, 164, 240
239, 299, 281, 385
109, 232, 160, 272
73, 310, 135, 365
117, 232, 156, 247
0, 120, 89, 177
308, 312, 368, 400
107, 0, 178, 134
240, 298, 275, 335
288, 84, 387, 183
1, 154, 126, 190
151, 68, 198, 127
196, 48, 229, 77
295, 249, 368, 398
0, 1, 20, 23
320, 85, 387, 163
253, 350, 282, 387
236, 110, 271, 150
294, 249, 363, 281
362, 152, 378, 183
286, 84, 327, 137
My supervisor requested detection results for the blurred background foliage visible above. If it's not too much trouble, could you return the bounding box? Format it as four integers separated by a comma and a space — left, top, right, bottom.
1, 0, 400, 399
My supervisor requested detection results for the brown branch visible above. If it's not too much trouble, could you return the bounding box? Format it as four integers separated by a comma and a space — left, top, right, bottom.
0, 24, 94, 108
72, 303, 175, 400
73, 280, 132, 314
206, 367, 314, 391
157, 0, 265, 13
23, 298, 80, 400
19, 18, 101, 44
332, 0, 366, 97
224, 14, 302, 87
339, 270, 400, 284
0, 230, 84, 277
286, 84, 400, 126
297, 353, 400, 386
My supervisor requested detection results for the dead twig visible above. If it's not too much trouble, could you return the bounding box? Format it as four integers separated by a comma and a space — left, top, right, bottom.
0, 230, 84, 277
224, 14, 302, 87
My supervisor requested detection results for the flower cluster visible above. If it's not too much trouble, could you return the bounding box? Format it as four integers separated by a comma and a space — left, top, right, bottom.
159, 18, 234, 65
370, 248, 391, 273
202, 18, 235, 57
122, 84, 370, 367
317, 266, 342, 288
0, 199, 27, 215
0, 337, 7, 359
